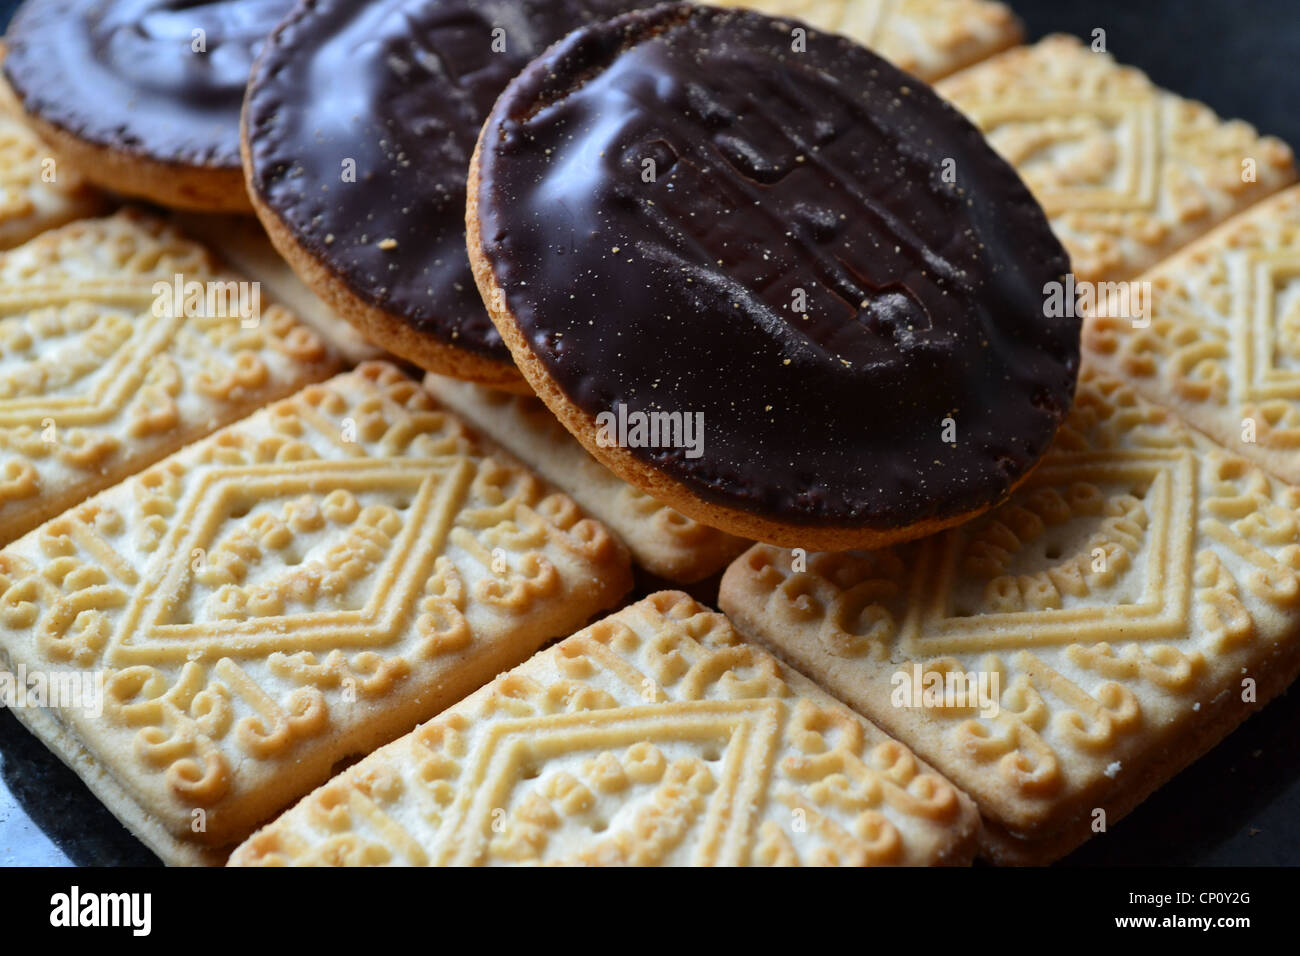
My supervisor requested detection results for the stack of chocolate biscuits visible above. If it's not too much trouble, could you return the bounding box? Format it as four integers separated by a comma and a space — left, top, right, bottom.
0, 0, 1295, 866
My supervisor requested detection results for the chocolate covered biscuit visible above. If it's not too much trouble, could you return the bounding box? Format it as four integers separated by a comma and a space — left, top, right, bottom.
4, 0, 295, 211
470, 4, 1079, 550
243, 0, 657, 388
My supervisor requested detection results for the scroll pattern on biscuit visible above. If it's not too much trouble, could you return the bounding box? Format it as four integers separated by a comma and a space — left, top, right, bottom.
0, 363, 631, 854
0, 210, 339, 544
1086, 185, 1300, 486
424, 376, 748, 583
707, 0, 1021, 81
938, 35, 1296, 283
719, 368, 1300, 860
229, 591, 979, 866
0, 110, 102, 249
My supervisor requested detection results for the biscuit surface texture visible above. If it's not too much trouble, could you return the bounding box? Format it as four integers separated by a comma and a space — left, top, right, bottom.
938, 35, 1297, 283
0, 210, 339, 546
174, 212, 389, 366
229, 591, 980, 866
0, 363, 632, 860
424, 375, 748, 583
707, 0, 1021, 80
0, 106, 103, 248
1085, 185, 1300, 487
721, 368, 1300, 863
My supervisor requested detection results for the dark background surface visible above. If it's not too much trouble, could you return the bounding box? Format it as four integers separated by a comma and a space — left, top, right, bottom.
0, 0, 1297, 866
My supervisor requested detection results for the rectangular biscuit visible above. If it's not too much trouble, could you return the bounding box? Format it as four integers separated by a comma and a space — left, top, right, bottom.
173, 212, 387, 366
0, 362, 633, 863
0, 111, 104, 249
229, 591, 980, 866
937, 35, 1296, 283
0, 210, 341, 545
0, 65, 105, 249
720, 367, 1300, 863
1085, 184, 1300, 487
707, 0, 1022, 81
424, 374, 749, 584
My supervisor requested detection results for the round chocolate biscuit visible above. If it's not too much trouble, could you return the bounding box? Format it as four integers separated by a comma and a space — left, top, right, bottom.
470, 4, 1079, 550
242, 0, 654, 389
3, 0, 293, 211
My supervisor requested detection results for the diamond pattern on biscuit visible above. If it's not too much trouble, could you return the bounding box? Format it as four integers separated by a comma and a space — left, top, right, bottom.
424, 375, 748, 583
228, 591, 979, 866
938, 35, 1296, 283
1085, 185, 1300, 487
0, 363, 633, 861
0, 106, 102, 249
0, 210, 340, 545
720, 368, 1300, 863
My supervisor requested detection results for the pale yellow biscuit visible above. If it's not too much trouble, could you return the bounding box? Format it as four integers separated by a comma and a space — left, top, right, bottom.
0, 47, 103, 247
0, 107, 102, 249
173, 212, 388, 366
707, 0, 1021, 81
1086, 185, 1300, 487
937, 35, 1296, 283
720, 367, 1300, 863
0, 362, 633, 862
423, 375, 748, 584
229, 591, 980, 867
0, 210, 341, 546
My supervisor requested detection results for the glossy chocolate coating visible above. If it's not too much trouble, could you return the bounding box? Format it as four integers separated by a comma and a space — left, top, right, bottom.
476, 4, 1078, 530
245, 0, 654, 362
4, 0, 292, 168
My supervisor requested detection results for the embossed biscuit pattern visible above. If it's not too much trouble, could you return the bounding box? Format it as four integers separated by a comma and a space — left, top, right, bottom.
229, 591, 980, 866
938, 35, 1296, 284
720, 369, 1300, 862
424, 375, 749, 584
707, 0, 1022, 81
1086, 185, 1300, 488
0, 210, 340, 545
0, 107, 102, 249
0, 362, 633, 857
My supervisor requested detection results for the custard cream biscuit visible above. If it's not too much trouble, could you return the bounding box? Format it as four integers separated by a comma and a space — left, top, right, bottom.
0, 210, 340, 546
707, 0, 1021, 81
0, 107, 103, 249
1085, 185, 1300, 487
721, 367, 1300, 864
937, 35, 1296, 284
229, 591, 980, 867
173, 212, 388, 366
424, 375, 748, 584
0, 362, 633, 863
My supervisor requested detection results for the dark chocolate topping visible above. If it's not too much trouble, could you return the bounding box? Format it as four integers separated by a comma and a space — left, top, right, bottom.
244, 0, 654, 361
3, 0, 292, 168
477, 4, 1078, 530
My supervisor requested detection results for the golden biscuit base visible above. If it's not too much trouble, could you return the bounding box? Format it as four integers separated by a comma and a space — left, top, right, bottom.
229, 591, 980, 866
0, 107, 102, 249
424, 375, 749, 584
1086, 185, 1300, 487
937, 35, 1297, 284
707, 0, 1021, 81
720, 367, 1300, 864
0, 210, 340, 546
0, 362, 633, 862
